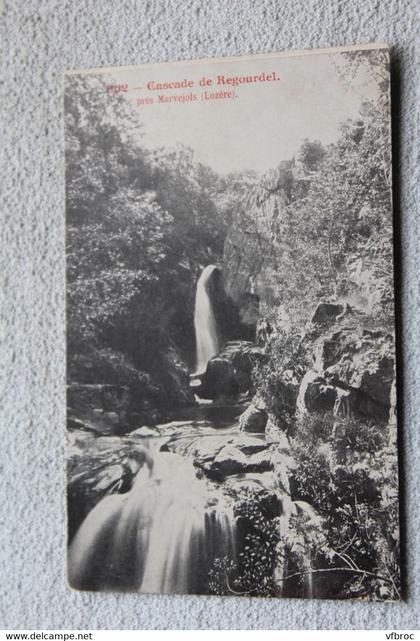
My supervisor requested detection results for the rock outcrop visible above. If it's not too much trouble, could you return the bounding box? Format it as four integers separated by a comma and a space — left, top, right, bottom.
238, 399, 268, 433
195, 340, 264, 400
67, 429, 151, 539
67, 346, 194, 433
67, 383, 130, 435
297, 306, 394, 425
202, 444, 274, 481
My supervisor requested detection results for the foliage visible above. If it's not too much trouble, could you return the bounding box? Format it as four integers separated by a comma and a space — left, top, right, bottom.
65, 74, 248, 407
241, 72, 398, 595
209, 412, 399, 600
273, 98, 393, 326
225, 50, 393, 335
245, 50, 395, 448
251, 326, 303, 423
289, 413, 400, 600
209, 488, 281, 597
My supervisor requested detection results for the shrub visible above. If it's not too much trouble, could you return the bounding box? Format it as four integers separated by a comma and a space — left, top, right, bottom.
209, 488, 281, 597
288, 412, 400, 599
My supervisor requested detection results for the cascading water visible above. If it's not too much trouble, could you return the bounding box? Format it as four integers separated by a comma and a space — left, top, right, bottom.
193, 265, 220, 375
68, 439, 236, 594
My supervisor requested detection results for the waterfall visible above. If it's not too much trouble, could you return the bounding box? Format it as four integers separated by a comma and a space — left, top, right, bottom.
193, 265, 220, 375
68, 440, 236, 594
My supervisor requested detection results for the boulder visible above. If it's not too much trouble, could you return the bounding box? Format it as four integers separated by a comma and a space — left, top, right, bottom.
202, 443, 273, 481
233, 435, 268, 455
265, 417, 290, 449
204, 445, 249, 480
196, 341, 264, 400
311, 302, 344, 325
357, 354, 394, 408
164, 432, 269, 476
246, 449, 273, 471
332, 385, 389, 423
318, 328, 394, 408
239, 401, 268, 433
300, 320, 395, 424
67, 416, 103, 435
164, 434, 229, 464
224, 471, 277, 497
198, 356, 239, 400
297, 369, 389, 425
303, 378, 337, 413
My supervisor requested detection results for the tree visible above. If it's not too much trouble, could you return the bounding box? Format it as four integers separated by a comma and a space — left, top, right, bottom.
65, 73, 247, 403
65, 74, 175, 350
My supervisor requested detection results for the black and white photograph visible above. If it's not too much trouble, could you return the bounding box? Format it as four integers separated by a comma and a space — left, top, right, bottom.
65, 45, 400, 600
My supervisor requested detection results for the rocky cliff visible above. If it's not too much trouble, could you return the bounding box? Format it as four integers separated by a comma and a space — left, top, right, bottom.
220, 140, 399, 599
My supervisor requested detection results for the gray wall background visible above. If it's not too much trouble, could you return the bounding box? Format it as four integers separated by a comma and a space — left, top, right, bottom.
1, 0, 419, 630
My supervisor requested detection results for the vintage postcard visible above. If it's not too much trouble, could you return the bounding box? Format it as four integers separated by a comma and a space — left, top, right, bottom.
65, 44, 400, 599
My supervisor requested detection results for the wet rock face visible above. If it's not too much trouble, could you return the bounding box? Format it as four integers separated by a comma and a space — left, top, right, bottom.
210, 269, 257, 342
204, 445, 249, 479
237, 293, 260, 327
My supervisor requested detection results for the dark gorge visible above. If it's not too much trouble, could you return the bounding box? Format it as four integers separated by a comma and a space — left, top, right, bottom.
68, 250, 398, 598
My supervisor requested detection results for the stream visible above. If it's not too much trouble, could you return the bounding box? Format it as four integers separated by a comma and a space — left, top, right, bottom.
67, 401, 271, 594
67, 264, 313, 596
